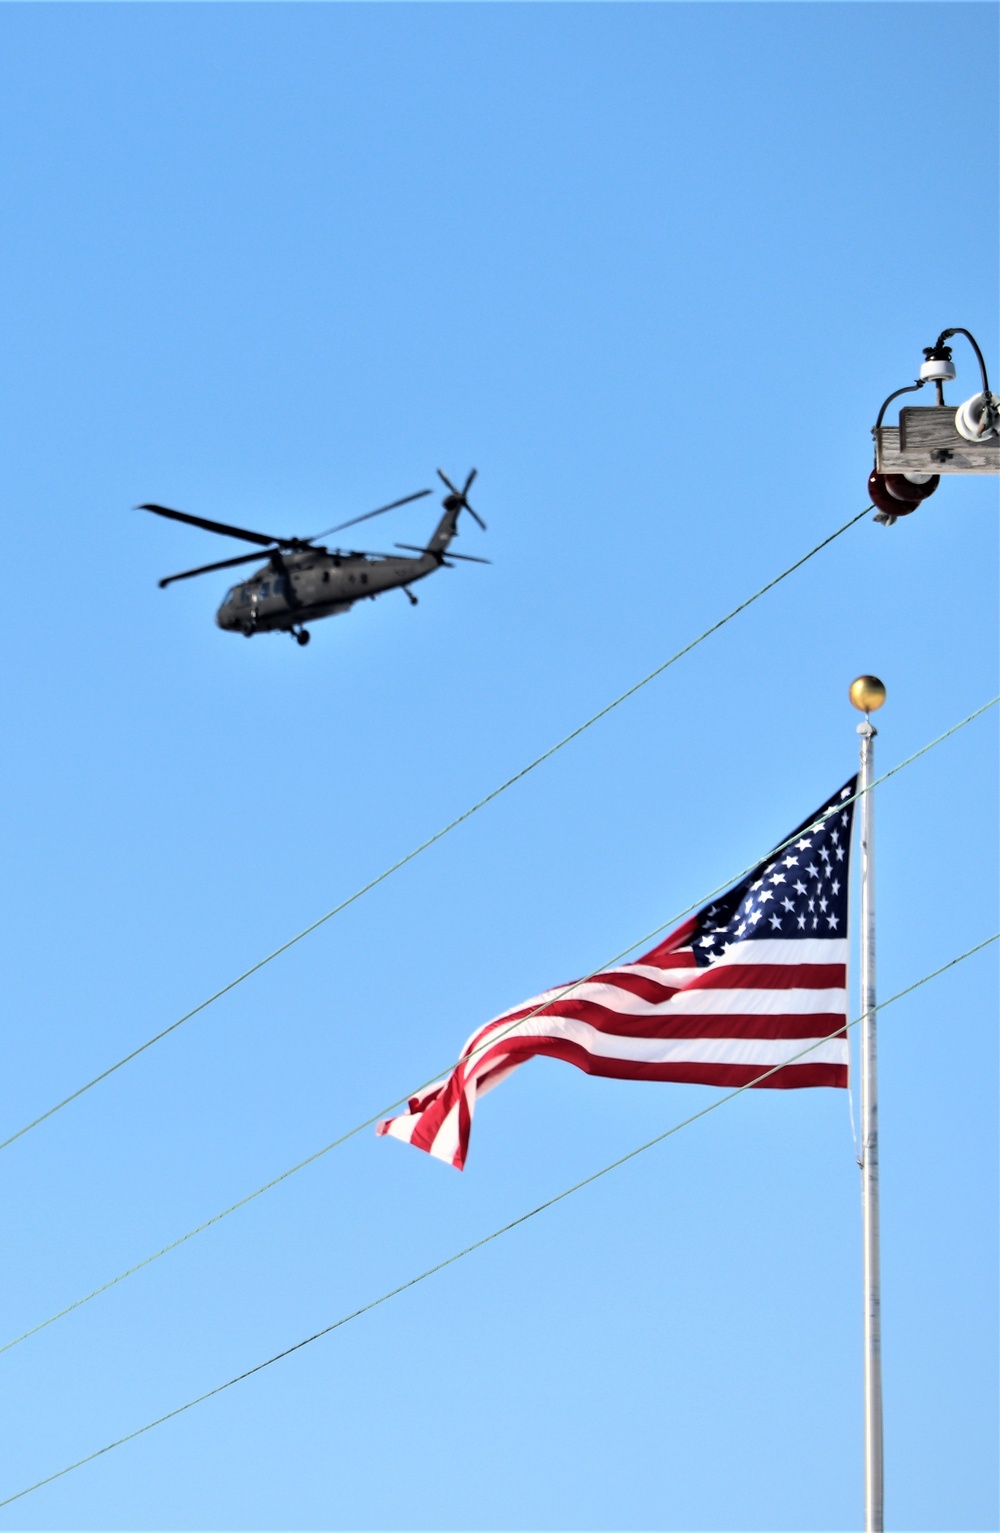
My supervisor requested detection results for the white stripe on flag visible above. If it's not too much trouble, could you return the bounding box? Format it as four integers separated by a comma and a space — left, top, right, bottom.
499, 982, 846, 1020
469, 1017, 848, 1068
711, 937, 847, 965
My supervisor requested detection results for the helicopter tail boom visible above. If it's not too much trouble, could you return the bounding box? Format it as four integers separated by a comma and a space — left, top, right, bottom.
425, 468, 484, 556
426, 500, 463, 557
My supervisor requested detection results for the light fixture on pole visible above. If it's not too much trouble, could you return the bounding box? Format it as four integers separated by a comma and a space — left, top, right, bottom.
869, 327, 999, 523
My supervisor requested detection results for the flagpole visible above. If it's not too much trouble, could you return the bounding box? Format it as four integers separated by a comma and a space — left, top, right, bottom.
850, 674, 887, 1533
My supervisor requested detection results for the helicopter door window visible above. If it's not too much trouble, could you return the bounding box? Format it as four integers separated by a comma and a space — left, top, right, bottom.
260, 582, 270, 598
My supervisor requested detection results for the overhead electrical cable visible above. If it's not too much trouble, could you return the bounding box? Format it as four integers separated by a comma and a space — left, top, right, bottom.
4, 693, 995, 1360
2, 933, 995, 1512
0, 505, 873, 1156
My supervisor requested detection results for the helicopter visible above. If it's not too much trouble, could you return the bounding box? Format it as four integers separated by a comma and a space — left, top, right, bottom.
138, 470, 488, 645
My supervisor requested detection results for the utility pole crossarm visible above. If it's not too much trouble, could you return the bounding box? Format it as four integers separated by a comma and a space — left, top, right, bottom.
876, 407, 999, 474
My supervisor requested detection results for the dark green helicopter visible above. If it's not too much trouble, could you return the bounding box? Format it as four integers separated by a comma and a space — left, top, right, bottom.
139, 470, 488, 645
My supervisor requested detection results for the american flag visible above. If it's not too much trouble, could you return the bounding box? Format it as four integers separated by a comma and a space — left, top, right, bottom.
378, 779, 857, 1169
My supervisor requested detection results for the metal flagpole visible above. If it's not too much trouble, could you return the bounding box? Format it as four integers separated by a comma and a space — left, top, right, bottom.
850, 674, 887, 1533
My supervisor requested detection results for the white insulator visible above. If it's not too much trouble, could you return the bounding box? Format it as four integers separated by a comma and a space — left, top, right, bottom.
954, 391, 1000, 441
919, 357, 956, 382
903, 472, 934, 485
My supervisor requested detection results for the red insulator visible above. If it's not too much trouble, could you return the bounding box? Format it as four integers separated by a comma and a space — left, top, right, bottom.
868, 470, 919, 517
884, 473, 939, 503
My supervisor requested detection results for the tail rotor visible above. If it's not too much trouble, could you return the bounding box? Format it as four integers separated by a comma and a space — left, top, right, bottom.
437, 468, 486, 530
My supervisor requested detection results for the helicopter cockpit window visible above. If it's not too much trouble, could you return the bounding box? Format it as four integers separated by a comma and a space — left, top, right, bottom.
260, 582, 270, 598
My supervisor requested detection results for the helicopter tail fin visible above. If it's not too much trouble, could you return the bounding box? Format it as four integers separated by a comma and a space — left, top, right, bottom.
426, 471, 484, 556
426, 498, 464, 556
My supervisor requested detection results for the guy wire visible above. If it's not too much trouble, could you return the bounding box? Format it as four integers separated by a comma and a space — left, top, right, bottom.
0, 506, 871, 1156
3, 691, 995, 1360
2, 933, 995, 1512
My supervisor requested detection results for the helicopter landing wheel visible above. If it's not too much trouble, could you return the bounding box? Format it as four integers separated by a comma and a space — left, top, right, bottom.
295, 628, 311, 646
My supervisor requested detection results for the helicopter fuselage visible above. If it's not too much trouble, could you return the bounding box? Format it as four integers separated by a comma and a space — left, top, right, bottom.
216, 547, 438, 636
141, 472, 484, 644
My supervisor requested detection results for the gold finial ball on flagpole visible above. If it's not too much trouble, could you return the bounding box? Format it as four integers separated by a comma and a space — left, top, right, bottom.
849, 675, 887, 714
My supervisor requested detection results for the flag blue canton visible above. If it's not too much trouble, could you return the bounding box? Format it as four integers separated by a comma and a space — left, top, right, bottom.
691, 778, 857, 967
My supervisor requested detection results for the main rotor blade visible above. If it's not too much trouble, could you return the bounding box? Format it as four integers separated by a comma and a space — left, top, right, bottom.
310, 489, 432, 540
158, 549, 280, 589
395, 543, 491, 564
138, 504, 284, 548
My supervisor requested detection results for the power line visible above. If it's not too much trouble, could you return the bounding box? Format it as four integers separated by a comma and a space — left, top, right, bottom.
0, 506, 871, 1157
3, 933, 994, 1513
4, 691, 995, 1360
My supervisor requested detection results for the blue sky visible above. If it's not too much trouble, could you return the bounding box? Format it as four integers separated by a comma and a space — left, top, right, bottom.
0, 4, 996, 1529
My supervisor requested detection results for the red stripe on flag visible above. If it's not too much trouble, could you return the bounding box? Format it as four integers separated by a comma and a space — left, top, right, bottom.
487, 999, 849, 1041
519, 1037, 848, 1090
679, 961, 847, 992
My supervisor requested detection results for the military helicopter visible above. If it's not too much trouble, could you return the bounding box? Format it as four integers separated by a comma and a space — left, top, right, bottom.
138, 470, 488, 645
